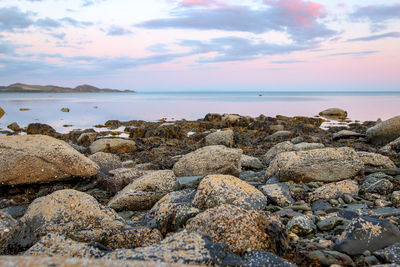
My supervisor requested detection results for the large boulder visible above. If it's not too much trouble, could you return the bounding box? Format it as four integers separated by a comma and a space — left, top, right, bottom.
0, 211, 20, 253
11, 189, 159, 250
266, 147, 364, 183
192, 174, 267, 210
241, 155, 264, 170
186, 204, 282, 254
319, 108, 347, 119
173, 145, 242, 177
366, 116, 400, 145
107, 170, 180, 211
357, 151, 396, 169
89, 152, 122, 174
90, 138, 136, 154
204, 130, 234, 147
0, 135, 99, 185
26, 123, 56, 136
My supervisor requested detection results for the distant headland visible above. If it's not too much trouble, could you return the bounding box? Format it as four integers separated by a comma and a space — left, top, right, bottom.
0, 83, 135, 93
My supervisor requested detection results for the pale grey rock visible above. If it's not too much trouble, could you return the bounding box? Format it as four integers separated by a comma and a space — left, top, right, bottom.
260, 183, 295, 207
241, 155, 264, 170
367, 116, 400, 145
264, 130, 291, 141
292, 142, 325, 151
89, 152, 122, 174
262, 141, 294, 165
205, 129, 234, 147
357, 151, 396, 169
333, 130, 363, 140
287, 215, 316, 236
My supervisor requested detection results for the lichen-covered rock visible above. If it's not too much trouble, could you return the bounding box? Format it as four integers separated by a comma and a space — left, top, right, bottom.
141, 189, 200, 234
360, 175, 393, 195
90, 138, 136, 154
100, 164, 155, 193
105, 230, 241, 265
319, 108, 348, 119
309, 180, 359, 201
260, 183, 295, 207
186, 204, 280, 254
192, 174, 267, 210
262, 141, 294, 165
333, 130, 363, 140
0, 135, 99, 185
334, 216, 400, 255
241, 155, 264, 170
11, 189, 150, 250
173, 145, 242, 177
107, 170, 180, 211
380, 136, 400, 155
89, 152, 122, 174
367, 116, 400, 145
287, 215, 316, 236
357, 151, 396, 169
146, 123, 184, 139
24, 233, 106, 258
204, 130, 234, 147
0, 211, 19, 253
77, 132, 98, 146
267, 147, 364, 183
374, 242, 400, 264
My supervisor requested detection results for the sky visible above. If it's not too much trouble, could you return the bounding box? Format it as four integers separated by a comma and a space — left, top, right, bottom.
0, 0, 399, 91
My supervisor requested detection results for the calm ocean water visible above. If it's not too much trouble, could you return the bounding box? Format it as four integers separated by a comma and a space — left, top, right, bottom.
0, 91, 399, 133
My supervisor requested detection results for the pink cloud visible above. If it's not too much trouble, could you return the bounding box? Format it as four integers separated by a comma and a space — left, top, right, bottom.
265, 0, 327, 26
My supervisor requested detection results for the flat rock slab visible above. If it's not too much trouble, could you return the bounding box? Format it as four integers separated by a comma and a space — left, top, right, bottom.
309, 180, 359, 201
267, 147, 364, 183
0, 135, 99, 185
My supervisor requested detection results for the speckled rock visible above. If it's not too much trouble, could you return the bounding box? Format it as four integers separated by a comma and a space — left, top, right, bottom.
0, 106, 4, 119
107, 170, 180, 211
292, 142, 325, 151
173, 145, 242, 177
11, 189, 151, 250
0, 211, 19, 253
90, 138, 136, 154
147, 123, 183, 139
186, 204, 278, 254
77, 132, 98, 146
264, 130, 291, 141
100, 165, 155, 193
360, 175, 393, 195
319, 108, 348, 119
241, 155, 264, 170
380, 136, 400, 155
89, 152, 122, 174
333, 130, 363, 140
192, 174, 267, 210
374, 242, 400, 264
367, 116, 400, 145
334, 216, 400, 255
241, 251, 296, 267
205, 129, 234, 147
357, 151, 396, 169
287, 215, 316, 236
262, 141, 294, 165
0, 135, 99, 185
309, 180, 359, 201
260, 183, 295, 207
0, 256, 188, 267
221, 114, 241, 127
141, 189, 200, 234
317, 216, 344, 231
24, 233, 106, 258
105, 230, 241, 265
26, 123, 56, 136
392, 191, 400, 207
306, 250, 354, 266
267, 147, 364, 183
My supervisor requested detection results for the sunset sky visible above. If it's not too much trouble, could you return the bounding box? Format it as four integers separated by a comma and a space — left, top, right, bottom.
0, 0, 399, 91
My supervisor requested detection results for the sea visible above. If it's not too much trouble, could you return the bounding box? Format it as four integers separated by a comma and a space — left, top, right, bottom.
0, 91, 399, 133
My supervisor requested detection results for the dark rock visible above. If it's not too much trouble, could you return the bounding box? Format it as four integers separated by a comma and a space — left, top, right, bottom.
360, 176, 393, 195
26, 123, 56, 136
0, 205, 28, 218
357, 152, 396, 169
7, 122, 21, 132
89, 152, 122, 175
317, 216, 344, 231
306, 250, 354, 266
260, 183, 295, 207
77, 132, 98, 146
241, 251, 296, 267
366, 116, 400, 146
287, 215, 316, 236
312, 200, 333, 212
0, 211, 20, 253
374, 242, 400, 264
90, 138, 136, 154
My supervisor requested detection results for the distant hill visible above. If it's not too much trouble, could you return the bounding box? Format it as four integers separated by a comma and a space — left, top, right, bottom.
0, 83, 135, 93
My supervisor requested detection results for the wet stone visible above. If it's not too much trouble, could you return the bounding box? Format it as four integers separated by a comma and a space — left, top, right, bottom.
260, 183, 295, 207
360, 176, 393, 195
374, 242, 400, 264
306, 250, 354, 266
317, 216, 344, 231
240, 251, 296, 267
287, 215, 316, 236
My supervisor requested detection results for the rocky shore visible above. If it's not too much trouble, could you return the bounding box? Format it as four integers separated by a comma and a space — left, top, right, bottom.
0, 109, 400, 266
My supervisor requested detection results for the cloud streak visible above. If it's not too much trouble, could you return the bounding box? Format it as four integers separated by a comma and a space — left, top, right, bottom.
348, 32, 400, 42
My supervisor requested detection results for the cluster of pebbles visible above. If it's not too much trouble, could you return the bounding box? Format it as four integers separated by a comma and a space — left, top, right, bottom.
0, 108, 399, 266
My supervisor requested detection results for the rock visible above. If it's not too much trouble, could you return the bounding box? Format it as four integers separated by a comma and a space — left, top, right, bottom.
367, 116, 400, 145
147, 123, 183, 139
192, 174, 267, 210
173, 145, 242, 177
90, 138, 136, 154
141, 189, 200, 234
0, 106, 4, 119
240, 251, 296, 267
0, 205, 28, 219
357, 151, 396, 169
61, 108, 70, 112
221, 114, 241, 127
186, 204, 280, 254
360, 175, 393, 195
292, 142, 325, 151
204, 113, 222, 123
380, 136, 400, 154
309, 180, 359, 201
317, 216, 344, 231
89, 152, 122, 174
260, 183, 295, 207
374, 242, 400, 264
0, 135, 99, 185
204, 129, 234, 147
105, 230, 241, 265
267, 147, 364, 183
264, 131, 291, 142
26, 123, 56, 136
100, 165, 155, 193
0, 211, 20, 253
177, 176, 203, 188
24, 233, 106, 258
11, 189, 156, 250
107, 170, 180, 211
269, 124, 285, 132
319, 108, 348, 119
287, 215, 316, 236
241, 155, 264, 170
0, 256, 188, 267
311, 199, 333, 212
77, 132, 98, 146
333, 130, 363, 140
392, 191, 400, 207
306, 250, 354, 266
7, 122, 21, 132
262, 141, 294, 165
334, 216, 400, 255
